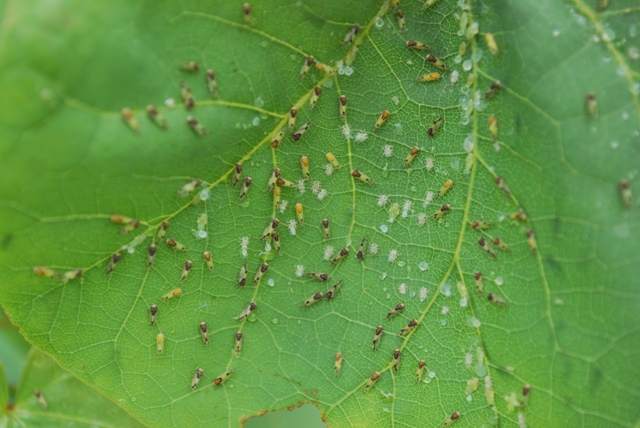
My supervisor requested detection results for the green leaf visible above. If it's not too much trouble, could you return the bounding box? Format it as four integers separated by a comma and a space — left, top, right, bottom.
0, 348, 145, 427
0, 361, 7, 417
0, 0, 639, 427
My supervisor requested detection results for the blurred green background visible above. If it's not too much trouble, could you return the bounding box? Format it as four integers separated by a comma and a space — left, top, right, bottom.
0, 309, 325, 427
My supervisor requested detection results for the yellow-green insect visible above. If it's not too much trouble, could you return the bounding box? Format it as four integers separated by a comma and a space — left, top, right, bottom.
477, 237, 496, 259
416, 360, 426, 383
239, 177, 252, 200
526, 229, 538, 253
598, 0, 609, 12
432, 203, 450, 220
242, 3, 251, 26
191, 368, 204, 390
266, 168, 281, 193
213, 369, 235, 386
61, 269, 83, 282
426, 53, 447, 71
386, 302, 405, 319
288, 107, 298, 131
146, 105, 168, 130
235, 331, 243, 355
406, 39, 429, 50
372, 326, 384, 350
363, 371, 381, 394
321, 218, 330, 240
471, 221, 492, 230
326, 152, 341, 170
181, 83, 195, 109
295, 203, 304, 226
273, 186, 281, 208
487, 293, 507, 306
442, 411, 461, 426
309, 86, 322, 110
422, 0, 439, 10
436, 179, 454, 199
494, 176, 511, 197
302, 291, 324, 307
166, 238, 188, 252
34, 266, 56, 278
118, 219, 140, 234
276, 176, 296, 188
402, 146, 420, 168
238, 262, 248, 287
180, 62, 199, 72
356, 237, 367, 260
271, 128, 285, 148
106, 253, 121, 275
342, 24, 360, 46
373, 110, 390, 131
178, 179, 201, 198
299, 55, 315, 80
398, 319, 418, 337
203, 251, 214, 272
300, 156, 310, 181
272, 231, 281, 255
351, 169, 374, 184
160, 287, 182, 302
121, 108, 140, 134
339, 95, 347, 122
334, 352, 343, 377
156, 220, 169, 243
325, 279, 343, 301
521, 384, 532, 408
148, 245, 157, 267
261, 218, 280, 241
493, 237, 511, 253
391, 349, 401, 373
206, 69, 218, 98
485, 80, 501, 100
427, 115, 444, 137
237, 301, 257, 320
388, 203, 400, 223
396, 10, 406, 31
330, 248, 349, 265
488, 115, 498, 142
307, 272, 329, 281
586, 93, 598, 118
253, 263, 269, 285
418, 72, 440, 82
187, 116, 208, 136
34, 390, 48, 411
315, 62, 337, 74
156, 333, 165, 357
292, 121, 312, 141
485, 33, 499, 55
181, 260, 193, 282
509, 210, 527, 222
474, 271, 483, 295
149, 304, 158, 326
620, 179, 633, 209
199, 322, 209, 346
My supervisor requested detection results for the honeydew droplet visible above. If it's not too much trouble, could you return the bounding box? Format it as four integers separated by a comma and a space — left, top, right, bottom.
397, 261, 406, 267
267, 278, 275, 287
248, 313, 257, 323
380, 224, 389, 233
197, 230, 207, 239
272, 318, 278, 325
494, 276, 504, 286
375, 17, 384, 28
463, 59, 473, 71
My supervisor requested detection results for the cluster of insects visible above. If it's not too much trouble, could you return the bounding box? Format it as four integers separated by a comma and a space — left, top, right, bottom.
37, 0, 638, 423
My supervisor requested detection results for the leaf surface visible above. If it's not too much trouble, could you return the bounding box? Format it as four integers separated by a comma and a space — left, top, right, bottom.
0, 0, 639, 427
